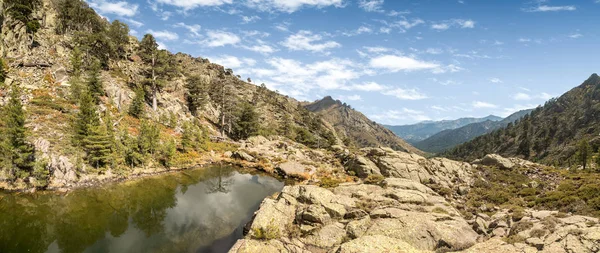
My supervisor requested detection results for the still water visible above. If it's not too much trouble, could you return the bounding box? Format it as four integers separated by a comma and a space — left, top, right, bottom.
0, 165, 284, 253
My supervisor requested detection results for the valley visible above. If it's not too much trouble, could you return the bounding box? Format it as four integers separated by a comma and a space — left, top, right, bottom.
1, 0, 599, 252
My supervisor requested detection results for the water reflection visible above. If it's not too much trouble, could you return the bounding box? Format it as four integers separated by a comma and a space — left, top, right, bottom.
0, 165, 283, 253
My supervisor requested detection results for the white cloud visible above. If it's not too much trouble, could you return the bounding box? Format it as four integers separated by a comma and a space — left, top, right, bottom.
242, 15, 261, 24
338, 94, 362, 101
123, 18, 143, 28
146, 29, 179, 41
359, 0, 384, 12
370, 108, 431, 124
174, 22, 202, 37
499, 104, 537, 117
431, 105, 448, 112
473, 101, 497, 108
539, 92, 554, 100
207, 55, 256, 68
274, 22, 291, 32
425, 48, 443, 54
243, 44, 277, 54
160, 11, 172, 20
281, 30, 341, 53
379, 27, 391, 34
88, 0, 139, 17
155, 0, 232, 10
244, 0, 344, 13
431, 23, 450, 30
369, 55, 439, 72
514, 92, 532, 100
489, 78, 503, 83
157, 41, 168, 50
431, 19, 475, 30
523, 5, 576, 12
382, 88, 428, 100
342, 82, 388, 91
569, 33, 582, 39
343, 26, 373, 36
203, 30, 241, 47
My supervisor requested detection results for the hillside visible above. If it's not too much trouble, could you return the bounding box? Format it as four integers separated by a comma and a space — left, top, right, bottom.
446, 74, 600, 166
305, 96, 422, 154
416, 109, 532, 153
384, 115, 501, 144
0, 0, 349, 190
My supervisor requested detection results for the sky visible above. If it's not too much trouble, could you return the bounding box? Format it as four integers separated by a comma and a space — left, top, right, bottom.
86, 0, 600, 125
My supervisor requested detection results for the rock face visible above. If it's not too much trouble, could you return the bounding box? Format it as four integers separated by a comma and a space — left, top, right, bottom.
230, 179, 479, 252
342, 147, 474, 189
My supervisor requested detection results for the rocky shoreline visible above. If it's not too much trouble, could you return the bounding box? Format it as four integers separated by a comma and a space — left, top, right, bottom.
230, 179, 600, 253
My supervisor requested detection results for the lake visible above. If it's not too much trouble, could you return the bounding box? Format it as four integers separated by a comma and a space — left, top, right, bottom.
0, 165, 284, 253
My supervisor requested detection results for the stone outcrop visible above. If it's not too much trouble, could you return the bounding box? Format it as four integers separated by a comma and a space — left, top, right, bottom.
230, 179, 479, 253
341, 147, 474, 189
473, 154, 536, 170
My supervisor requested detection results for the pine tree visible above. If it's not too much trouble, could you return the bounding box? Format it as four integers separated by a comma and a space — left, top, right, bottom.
107, 20, 130, 59
0, 85, 35, 179
209, 75, 236, 136
71, 46, 83, 77
0, 58, 6, 84
185, 75, 209, 116
129, 87, 146, 118
83, 124, 113, 168
139, 34, 175, 111
74, 91, 100, 143
232, 102, 259, 140
577, 140, 591, 170
87, 63, 104, 103
138, 120, 160, 156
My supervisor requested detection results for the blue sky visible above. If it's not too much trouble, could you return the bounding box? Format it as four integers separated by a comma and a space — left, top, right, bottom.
87, 0, 600, 125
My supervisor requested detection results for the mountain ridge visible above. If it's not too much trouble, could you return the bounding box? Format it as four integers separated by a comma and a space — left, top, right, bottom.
305, 96, 423, 154
415, 109, 533, 153
384, 115, 502, 144
446, 73, 600, 165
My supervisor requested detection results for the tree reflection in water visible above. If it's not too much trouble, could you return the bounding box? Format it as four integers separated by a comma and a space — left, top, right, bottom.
205, 164, 235, 194
0, 165, 283, 253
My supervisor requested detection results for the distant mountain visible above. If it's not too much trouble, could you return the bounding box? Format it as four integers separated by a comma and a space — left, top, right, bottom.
306, 96, 423, 154
446, 74, 600, 165
384, 115, 502, 144
415, 109, 533, 153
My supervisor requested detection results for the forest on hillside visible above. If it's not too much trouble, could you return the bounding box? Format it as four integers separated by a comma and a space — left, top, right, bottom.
446, 74, 600, 169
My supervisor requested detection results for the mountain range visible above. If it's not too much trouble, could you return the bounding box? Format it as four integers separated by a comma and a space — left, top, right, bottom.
384, 115, 502, 144
414, 109, 533, 153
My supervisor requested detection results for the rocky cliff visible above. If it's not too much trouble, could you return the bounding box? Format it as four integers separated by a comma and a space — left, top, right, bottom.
305, 96, 422, 154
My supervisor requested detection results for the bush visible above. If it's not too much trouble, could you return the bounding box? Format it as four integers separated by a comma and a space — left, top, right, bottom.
251, 221, 280, 240
319, 177, 343, 188
364, 174, 385, 185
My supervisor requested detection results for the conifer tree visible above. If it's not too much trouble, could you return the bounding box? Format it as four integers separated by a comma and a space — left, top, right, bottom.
232, 102, 259, 140
209, 75, 236, 136
87, 63, 104, 103
129, 87, 146, 118
139, 34, 175, 111
107, 20, 130, 59
74, 90, 100, 143
138, 120, 160, 156
577, 140, 591, 170
185, 75, 209, 116
0, 58, 6, 84
83, 124, 113, 168
1, 85, 35, 179
71, 46, 83, 77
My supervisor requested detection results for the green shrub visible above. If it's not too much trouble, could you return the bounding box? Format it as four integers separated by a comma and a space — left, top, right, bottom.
320, 177, 343, 188
251, 221, 280, 240
364, 174, 385, 185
